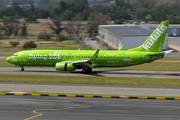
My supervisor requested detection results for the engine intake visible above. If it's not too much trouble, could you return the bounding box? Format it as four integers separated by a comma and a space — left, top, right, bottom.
56, 62, 75, 71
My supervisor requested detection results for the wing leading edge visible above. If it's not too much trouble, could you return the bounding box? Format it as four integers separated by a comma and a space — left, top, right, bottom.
67, 49, 100, 68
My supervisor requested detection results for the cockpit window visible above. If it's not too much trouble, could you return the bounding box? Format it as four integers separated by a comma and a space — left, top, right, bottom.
12, 54, 18, 57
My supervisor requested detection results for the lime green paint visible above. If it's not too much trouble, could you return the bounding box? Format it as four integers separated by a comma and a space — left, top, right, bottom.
6, 21, 171, 72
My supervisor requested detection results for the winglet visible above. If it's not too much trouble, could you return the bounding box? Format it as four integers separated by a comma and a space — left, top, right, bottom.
119, 44, 125, 51
90, 49, 100, 61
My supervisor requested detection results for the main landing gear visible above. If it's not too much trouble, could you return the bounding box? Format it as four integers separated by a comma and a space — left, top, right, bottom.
82, 67, 92, 73
21, 67, 24, 71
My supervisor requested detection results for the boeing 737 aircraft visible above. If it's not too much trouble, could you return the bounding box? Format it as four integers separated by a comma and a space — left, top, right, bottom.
6, 21, 173, 73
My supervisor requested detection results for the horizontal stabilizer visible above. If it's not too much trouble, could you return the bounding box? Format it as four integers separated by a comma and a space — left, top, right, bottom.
149, 50, 173, 57
162, 50, 173, 55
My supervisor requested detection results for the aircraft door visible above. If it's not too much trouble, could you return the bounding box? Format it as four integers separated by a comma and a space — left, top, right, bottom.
135, 53, 140, 63
21, 52, 28, 64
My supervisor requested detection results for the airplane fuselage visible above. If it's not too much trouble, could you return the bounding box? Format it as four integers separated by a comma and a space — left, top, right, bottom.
7, 50, 163, 68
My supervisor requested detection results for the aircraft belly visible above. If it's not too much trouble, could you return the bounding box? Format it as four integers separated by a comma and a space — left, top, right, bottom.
93, 59, 124, 67
19, 59, 57, 66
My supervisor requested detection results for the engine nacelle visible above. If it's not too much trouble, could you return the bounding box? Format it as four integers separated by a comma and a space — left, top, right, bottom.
56, 62, 75, 71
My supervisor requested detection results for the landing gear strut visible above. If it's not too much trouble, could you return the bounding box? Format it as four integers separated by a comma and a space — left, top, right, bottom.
82, 67, 92, 73
21, 67, 24, 71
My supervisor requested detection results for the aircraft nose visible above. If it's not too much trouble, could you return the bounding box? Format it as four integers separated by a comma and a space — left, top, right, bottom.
6, 56, 12, 63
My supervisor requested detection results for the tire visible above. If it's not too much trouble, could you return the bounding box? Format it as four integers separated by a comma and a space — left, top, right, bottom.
82, 68, 87, 73
87, 68, 92, 73
21, 68, 24, 71
82, 68, 92, 73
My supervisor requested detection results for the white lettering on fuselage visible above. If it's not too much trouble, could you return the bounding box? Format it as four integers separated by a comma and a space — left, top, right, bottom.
143, 24, 168, 51
29, 54, 60, 60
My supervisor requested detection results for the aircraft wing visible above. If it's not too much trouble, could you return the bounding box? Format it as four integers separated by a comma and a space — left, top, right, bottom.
149, 50, 173, 56
66, 49, 100, 68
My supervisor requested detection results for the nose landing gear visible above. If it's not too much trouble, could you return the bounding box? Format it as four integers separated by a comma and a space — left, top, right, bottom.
21, 67, 24, 71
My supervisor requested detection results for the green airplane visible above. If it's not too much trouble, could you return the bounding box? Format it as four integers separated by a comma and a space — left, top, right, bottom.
6, 21, 173, 73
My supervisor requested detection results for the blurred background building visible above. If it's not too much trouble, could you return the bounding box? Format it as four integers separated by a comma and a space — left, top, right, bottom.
98, 23, 172, 50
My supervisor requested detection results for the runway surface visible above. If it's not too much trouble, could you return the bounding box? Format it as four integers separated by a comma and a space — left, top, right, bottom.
0, 95, 180, 120
1, 83, 180, 96
1, 67, 180, 78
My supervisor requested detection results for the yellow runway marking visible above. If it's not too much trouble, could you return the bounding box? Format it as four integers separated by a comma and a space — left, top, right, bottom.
24, 110, 43, 120
0, 93, 6, 95
24, 105, 180, 120
24, 106, 89, 120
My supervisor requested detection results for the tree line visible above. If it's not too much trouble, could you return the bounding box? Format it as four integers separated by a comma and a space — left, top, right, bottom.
1, 0, 180, 41
0, 0, 180, 22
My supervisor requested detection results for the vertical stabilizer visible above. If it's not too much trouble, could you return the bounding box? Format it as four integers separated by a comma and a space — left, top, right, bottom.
127, 21, 169, 52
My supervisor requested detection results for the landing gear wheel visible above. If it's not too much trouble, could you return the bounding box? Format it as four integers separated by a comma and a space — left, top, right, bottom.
82, 68, 92, 73
82, 69, 87, 73
87, 68, 92, 73
21, 67, 24, 71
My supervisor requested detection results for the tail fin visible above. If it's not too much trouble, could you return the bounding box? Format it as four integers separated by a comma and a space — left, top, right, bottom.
127, 21, 169, 52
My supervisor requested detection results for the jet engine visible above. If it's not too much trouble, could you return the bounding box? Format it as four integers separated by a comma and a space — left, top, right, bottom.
56, 62, 75, 71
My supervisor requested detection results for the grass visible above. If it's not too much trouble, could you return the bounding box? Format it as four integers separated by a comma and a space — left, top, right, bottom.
0, 54, 11, 56
0, 39, 93, 52
161, 57, 180, 61
0, 18, 91, 52
114, 61, 180, 71
0, 58, 14, 67
1, 74, 180, 87
167, 52, 180, 55
1, 90, 179, 98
